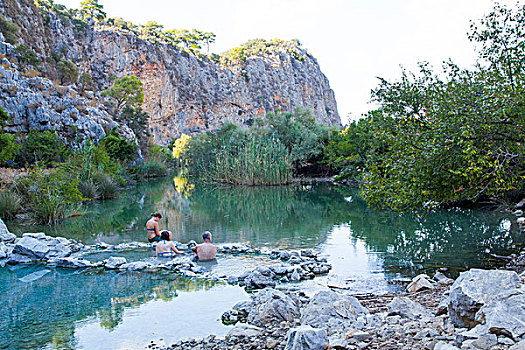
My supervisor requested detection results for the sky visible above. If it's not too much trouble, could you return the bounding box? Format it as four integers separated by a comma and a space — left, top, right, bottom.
56, 0, 522, 125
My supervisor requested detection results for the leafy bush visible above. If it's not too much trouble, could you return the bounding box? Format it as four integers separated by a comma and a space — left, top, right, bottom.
56, 59, 79, 84
100, 128, 137, 162
78, 72, 93, 91
323, 111, 390, 181
17, 130, 70, 165
22, 164, 84, 224
0, 191, 22, 220
0, 133, 20, 166
14, 45, 40, 66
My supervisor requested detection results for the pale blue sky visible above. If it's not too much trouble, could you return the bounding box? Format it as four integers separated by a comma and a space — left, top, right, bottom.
57, 0, 521, 124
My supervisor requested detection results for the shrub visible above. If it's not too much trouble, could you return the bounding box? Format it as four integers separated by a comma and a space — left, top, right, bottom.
91, 172, 119, 199
17, 130, 70, 165
0, 133, 21, 166
78, 72, 93, 91
0, 191, 22, 219
14, 45, 40, 67
0, 16, 19, 44
129, 161, 167, 179
56, 59, 79, 84
22, 164, 84, 224
100, 128, 138, 162
77, 179, 98, 200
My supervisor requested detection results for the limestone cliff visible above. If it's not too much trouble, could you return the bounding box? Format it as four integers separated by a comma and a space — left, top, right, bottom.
0, 0, 340, 146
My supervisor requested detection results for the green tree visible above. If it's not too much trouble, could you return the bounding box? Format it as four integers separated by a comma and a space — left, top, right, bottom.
56, 59, 79, 84
0, 107, 20, 165
102, 75, 144, 115
14, 45, 40, 66
360, 4, 525, 210
323, 111, 391, 181
117, 105, 149, 142
80, 0, 106, 21
100, 128, 137, 162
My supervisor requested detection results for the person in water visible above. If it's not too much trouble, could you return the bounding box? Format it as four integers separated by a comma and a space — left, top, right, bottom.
191, 231, 217, 261
146, 213, 163, 242
156, 230, 184, 257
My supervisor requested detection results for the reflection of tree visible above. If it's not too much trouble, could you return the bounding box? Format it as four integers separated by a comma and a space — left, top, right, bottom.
0, 267, 223, 349
177, 183, 355, 248
345, 195, 519, 275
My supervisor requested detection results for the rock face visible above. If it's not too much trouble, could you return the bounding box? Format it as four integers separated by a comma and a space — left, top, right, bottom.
0, 0, 340, 146
446, 269, 520, 328
0, 59, 136, 146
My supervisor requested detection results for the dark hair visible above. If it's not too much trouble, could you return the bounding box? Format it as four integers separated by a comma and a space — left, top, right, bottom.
160, 230, 170, 240
151, 212, 162, 219
202, 231, 211, 241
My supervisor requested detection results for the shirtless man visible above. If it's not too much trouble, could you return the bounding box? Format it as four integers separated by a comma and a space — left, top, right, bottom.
191, 231, 217, 261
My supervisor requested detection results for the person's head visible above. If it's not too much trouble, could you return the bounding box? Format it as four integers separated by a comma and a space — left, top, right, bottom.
151, 212, 162, 221
160, 230, 170, 241
202, 231, 212, 242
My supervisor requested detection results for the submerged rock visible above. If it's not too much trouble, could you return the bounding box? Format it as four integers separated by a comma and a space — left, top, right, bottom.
48, 257, 92, 268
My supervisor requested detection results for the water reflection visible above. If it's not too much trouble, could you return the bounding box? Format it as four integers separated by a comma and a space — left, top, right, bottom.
0, 265, 243, 350
6, 177, 521, 274
1, 177, 522, 349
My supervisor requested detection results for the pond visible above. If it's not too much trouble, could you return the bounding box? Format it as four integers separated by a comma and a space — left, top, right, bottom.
1, 176, 522, 349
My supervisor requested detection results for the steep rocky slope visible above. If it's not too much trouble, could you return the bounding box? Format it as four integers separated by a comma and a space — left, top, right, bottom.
0, 0, 340, 146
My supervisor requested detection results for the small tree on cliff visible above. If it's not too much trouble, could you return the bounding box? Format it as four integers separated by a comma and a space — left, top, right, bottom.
80, 0, 106, 21
102, 75, 144, 115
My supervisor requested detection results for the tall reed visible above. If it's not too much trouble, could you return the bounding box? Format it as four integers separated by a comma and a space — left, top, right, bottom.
209, 135, 292, 185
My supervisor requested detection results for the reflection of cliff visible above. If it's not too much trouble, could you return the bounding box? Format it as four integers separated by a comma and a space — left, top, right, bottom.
0, 266, 219, 349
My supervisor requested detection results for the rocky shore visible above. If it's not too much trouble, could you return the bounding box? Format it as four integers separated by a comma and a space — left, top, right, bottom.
150, 266, 525, 350
2, 218, 524, 350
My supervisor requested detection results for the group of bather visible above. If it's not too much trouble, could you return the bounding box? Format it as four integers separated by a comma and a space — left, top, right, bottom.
145, 212, 217, 261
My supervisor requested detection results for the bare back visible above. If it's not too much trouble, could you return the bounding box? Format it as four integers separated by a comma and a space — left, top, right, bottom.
195, 242, 217, 261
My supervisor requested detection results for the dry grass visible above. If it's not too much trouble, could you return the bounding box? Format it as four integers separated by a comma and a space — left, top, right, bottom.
0, 167, 28, 190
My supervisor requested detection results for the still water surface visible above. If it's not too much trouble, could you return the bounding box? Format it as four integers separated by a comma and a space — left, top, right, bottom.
1, 177, 521, 349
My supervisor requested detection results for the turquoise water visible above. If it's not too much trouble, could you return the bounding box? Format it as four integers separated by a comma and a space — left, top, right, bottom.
1, 177, 522, 349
